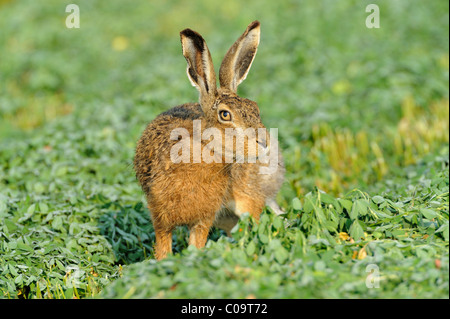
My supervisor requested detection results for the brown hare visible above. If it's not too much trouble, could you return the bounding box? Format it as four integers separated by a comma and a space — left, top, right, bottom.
134, 21, 285, 260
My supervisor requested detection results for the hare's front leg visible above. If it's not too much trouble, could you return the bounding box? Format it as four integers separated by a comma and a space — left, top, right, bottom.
232, 193, 266, 221
189, 217, 215, 249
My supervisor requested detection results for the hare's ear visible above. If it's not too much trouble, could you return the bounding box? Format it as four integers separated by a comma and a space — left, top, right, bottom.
219, 21, 260, 93
180, 28, 217, 108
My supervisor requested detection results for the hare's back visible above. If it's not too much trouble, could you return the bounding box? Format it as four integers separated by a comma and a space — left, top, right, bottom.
158, 102, 202, 120
134, 103, 202, 192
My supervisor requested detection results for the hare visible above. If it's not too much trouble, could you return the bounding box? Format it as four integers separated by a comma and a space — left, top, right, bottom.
134, 21, 285, 260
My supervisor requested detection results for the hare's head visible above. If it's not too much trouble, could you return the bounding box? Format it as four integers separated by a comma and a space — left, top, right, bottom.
180, 21, 268, 161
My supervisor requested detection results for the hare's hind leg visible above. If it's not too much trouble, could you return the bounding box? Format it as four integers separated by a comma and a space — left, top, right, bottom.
149, 205, 175, 260
214, 208, 240, 237
153, 226, 173, 260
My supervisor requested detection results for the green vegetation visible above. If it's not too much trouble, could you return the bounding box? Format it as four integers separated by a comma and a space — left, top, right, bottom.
101, 154, 449, 298
0, 0, 448, 298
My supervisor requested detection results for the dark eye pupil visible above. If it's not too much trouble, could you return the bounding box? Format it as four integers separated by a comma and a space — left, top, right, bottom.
220, 111, 230, 120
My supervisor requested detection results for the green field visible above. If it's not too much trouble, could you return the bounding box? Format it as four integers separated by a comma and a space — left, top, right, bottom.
0, 0, 448, 299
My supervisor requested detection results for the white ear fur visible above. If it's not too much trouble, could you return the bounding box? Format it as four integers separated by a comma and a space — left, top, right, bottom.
180, 29, 217, 106
219, 21, 261, 93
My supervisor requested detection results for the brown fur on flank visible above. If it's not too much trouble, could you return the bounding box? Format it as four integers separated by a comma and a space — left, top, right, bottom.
134, 21, 285, 260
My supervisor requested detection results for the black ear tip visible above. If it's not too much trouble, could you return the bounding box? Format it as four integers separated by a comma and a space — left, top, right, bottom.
180, 28, 196, 37
180, 28, 205, 51
248, 20, 260, 31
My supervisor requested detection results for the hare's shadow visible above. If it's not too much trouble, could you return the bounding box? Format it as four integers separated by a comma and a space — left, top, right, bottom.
98, 201, 225, 265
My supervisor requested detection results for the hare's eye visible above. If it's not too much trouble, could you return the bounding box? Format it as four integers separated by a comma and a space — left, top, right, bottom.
219, 110, 232, 122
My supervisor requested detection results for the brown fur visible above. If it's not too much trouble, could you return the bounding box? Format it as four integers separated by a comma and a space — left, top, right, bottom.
134, 21, 285, 260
